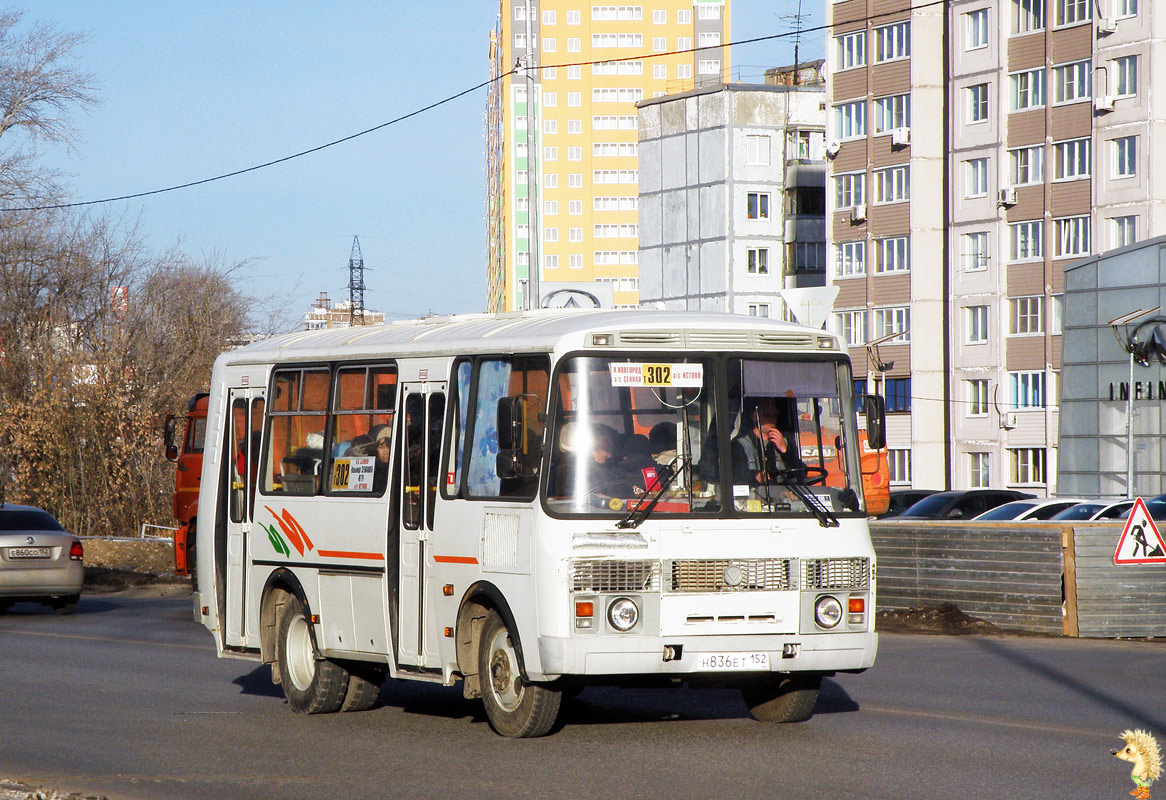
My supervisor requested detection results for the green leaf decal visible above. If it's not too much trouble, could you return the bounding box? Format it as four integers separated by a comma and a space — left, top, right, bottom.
264, 523, 290, 557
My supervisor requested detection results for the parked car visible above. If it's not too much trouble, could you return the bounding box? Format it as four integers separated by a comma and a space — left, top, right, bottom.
1049, 499, 1135, 521
897, 489, 1035, 520
0, 504, 83, 614
971, 498, 1086, 521
1119, 494, 1166, 522
878, 489, 941, 519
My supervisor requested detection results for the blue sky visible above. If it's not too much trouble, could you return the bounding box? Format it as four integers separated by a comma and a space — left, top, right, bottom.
32, 2, 822, 327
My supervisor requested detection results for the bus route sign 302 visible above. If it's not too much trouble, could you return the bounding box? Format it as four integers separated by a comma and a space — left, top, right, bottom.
610, 362, 704, 388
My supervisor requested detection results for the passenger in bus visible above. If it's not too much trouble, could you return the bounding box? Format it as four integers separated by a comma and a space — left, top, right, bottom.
373, 425, 392, 492
649, 422, 678, 465
732, 398, 804, 486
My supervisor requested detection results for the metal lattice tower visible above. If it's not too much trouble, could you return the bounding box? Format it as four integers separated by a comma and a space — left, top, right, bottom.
347, 235, 366, 326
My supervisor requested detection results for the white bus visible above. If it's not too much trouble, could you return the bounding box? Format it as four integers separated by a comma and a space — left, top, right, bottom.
194, 309, 885, 737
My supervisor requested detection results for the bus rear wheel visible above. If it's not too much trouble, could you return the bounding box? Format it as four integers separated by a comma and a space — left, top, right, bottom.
478, 610, 561, 738
276, 594, 348, 714
340, 662, 385, 712
741, 673, 822, 723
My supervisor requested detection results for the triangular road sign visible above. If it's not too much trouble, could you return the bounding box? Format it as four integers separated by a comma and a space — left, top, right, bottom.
1113, 497, 1166, 565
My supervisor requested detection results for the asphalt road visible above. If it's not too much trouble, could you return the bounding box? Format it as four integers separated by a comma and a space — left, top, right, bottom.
0, 589, 1160, 800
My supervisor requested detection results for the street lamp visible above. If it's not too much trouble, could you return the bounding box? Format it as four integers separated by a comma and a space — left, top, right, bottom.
1109, 306, 1161, 499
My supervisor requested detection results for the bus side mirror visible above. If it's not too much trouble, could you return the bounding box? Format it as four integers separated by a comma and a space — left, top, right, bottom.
497, 397, 521, 451
864, 395, 886, 450
164, 415, 180, 462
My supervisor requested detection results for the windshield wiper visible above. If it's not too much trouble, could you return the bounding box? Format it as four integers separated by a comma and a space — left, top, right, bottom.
616, 457, 686, 529
773, 471, 839, 528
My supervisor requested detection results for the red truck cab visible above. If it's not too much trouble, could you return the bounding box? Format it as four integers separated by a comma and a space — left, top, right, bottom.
164, 392, 208, 581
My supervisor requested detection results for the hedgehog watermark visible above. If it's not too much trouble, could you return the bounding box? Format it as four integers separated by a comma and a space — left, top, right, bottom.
1113, 729, 1162, 800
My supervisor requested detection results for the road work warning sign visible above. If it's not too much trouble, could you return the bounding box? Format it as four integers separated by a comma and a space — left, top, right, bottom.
1113, 497, 1166, 565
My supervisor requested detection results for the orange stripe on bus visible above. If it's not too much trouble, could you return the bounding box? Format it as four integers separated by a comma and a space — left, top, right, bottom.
316, 550, 386, 561
433, 555, 478, 564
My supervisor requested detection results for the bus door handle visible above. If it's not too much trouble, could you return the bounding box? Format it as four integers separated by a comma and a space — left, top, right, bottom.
178, 462, 188, 472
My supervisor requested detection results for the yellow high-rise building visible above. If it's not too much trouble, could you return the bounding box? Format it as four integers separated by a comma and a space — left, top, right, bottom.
486, 1, 730, 312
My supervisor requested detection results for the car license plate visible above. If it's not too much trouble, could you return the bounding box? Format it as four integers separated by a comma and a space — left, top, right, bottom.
695, 651, 770, 671
7, 547, 50, 559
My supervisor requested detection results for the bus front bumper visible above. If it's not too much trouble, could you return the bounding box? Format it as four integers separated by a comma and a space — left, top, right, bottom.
534, 631, 877, 681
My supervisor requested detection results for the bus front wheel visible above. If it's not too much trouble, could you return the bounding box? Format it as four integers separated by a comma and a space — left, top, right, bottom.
478, 610, 561, 737
741, 673, 822, 723
276, 594, 348, 714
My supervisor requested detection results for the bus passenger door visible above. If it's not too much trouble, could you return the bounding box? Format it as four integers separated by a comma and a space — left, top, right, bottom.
223, 387, 265, 645
397, 382, 445, 668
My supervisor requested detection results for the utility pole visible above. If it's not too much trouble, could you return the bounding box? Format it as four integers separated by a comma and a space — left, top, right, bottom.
348, 235, 366, 326
522, 0, 541, 310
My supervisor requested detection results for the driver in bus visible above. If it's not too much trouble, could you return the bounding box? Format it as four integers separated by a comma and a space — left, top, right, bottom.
732, 398, 805, 487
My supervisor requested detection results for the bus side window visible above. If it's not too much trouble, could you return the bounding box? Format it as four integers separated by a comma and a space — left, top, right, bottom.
442, 360, 472, 500
466, 355, 549, 500
262, 368, 329, 496
403, 393, 424, 529
426, 393, 445, 529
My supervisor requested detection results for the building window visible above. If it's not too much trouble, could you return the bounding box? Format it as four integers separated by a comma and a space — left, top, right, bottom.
746, 248, 770, 275
698, 5, 721, 19
567, 9, 580, 24
569, 227, 582, 242
567, 37, 581, 52
835, 310, 867, 346
746, 135, 771, 165
967, 84, 989, 123
1054, 215, 1090, 257
1010, 448, 1046, 485
789, 241, 826, 271
1056, 0, 1091, 26
1117, 0, 1138, 17
963, 232, 989, 272
677, 8, 691, 23
568, 146, 582, 161
544, 173, 558, 189
967, 379, 989, 416
543, 66, 558, 81
698, 32, 721, 47
1009, 371, 1045, 409
966, 305, 989, 343
746, 192, 771, 219
542, 120, 557, 135
652, 36, 666, 52
874, 306, 910, 344
1113, 55, 1138, 97
874, 236, 910, 273
966, 9, 989, 49
1010, 220, 1043, 261
698, 60, 721, 75
1053, 138, 1090, 180
653, 9, 666, 23
969, 452, 990, 488
887, 449, 911, 482
834, 101, 866, 140
653, 64, 666, 80
568, 173, 582, 188
1010, 68, 1045, 111
874, 21, 910, 62
1053, 61, 1091, 104
1009, 295, 1044, 335
873, 93, 910, 133
834, 172, 865, 209
569, 254, 582, 269
1008, 145, 1044, 186
543, 146, 557, 162
567, 92, 581, 107
835, 30, 866, 70
1113, 136, 1137, 178
746, 304, 770, 318
884, 378, 912, 413
543, 37, 557, 52
568, 119, 582, 134
544, 200, 558, 215
1113, 216, 1137, 248
965, 158, 989, 197
1050, 295, 1064, 335
1015, 0, 1045, 33
873, 165, 909, 204
544, 227, 558, 242
835, 241, 866, 277
545, 254, 558, 269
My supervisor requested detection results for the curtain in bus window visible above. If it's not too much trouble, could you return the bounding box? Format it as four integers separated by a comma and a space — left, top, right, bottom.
466, 356, 549, 499
741, 360, 836, 397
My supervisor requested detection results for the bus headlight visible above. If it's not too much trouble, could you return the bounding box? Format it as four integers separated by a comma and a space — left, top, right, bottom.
608, 597, 639, 632
814, 595, 843, 629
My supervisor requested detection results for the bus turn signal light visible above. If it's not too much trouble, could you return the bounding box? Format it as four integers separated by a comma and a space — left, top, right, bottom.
848, 598, 865, 613
443, 584, 454, 596
575, 601, 594, 617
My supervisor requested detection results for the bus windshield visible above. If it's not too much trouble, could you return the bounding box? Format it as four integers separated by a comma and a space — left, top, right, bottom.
545, 355, 865, 520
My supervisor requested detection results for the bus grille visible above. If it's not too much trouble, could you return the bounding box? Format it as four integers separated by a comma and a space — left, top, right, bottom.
666, 559, 793, 593
570, 559, 660, 593
802, 558, 869, 590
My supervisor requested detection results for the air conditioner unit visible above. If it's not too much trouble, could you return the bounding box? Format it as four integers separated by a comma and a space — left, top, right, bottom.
1000, 412, 1017, 430
850, 204, 867, 223
825, 140, 841, 158
1095, 95, 1115, 112
1098, 16, 1117, 34
891, 127, 911, 147
997, 188, 1017, 207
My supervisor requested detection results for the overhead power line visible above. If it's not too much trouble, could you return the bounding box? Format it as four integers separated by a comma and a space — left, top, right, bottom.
2, 0, 946, 213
